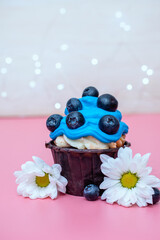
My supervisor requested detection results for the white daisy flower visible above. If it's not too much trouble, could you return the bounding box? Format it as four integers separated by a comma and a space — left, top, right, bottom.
14, 156, 68, 199
100, 147, 160, 207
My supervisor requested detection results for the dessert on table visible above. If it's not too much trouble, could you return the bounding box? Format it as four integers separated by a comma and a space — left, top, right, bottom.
46, 86, 130, 196
14, 86, 160, 206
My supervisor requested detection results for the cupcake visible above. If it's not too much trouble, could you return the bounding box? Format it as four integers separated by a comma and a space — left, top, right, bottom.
45, 86, 130, 196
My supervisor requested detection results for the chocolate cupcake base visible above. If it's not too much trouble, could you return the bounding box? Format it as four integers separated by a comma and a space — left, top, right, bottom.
46, 141, 131, 196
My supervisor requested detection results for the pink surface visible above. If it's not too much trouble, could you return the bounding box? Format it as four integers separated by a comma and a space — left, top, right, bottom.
1, 114, 160, 240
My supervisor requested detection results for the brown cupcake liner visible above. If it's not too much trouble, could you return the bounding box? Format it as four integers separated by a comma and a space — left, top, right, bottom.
45, 141, 131, 196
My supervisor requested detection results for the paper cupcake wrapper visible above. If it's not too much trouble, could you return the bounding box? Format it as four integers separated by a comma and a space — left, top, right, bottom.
46, 141, 131, 196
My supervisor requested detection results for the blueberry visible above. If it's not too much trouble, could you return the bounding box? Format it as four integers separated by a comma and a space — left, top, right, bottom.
46, 114, 63, 132
152, 188, 160, 204
82, 86, 99, 97
97, 94, 118, 112
66, 98, 82, 113
83, 184, 99, 201
99, 115, 120, 135
66, 111, 85, 129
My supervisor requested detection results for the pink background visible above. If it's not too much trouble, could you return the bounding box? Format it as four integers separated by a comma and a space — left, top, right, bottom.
1, 115, 160, 240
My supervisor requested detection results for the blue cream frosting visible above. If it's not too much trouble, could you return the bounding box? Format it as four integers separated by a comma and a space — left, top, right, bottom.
50, 96, 128, 143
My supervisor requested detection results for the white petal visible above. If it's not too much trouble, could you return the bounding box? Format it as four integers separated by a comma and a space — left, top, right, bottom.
32, 156, 45, 166
29, 190, 41, 199
117, 201, 131, 207
49, 175, 55, 182
118, 147, 132, 162
45, 184, 54, 195
15, 172, 36, 184
32, 156, 53, 175
146, 196, 153, 205
117, 196, 132, 207
38, 187, 51, 198
100, 177, 119, 189
100, 162, 111, 172
136, 196, 147, 207
137, 153, 151, 175
117, 148, 131, 172
21, 161, 43, 174
49, 185, 58, 199
101, 156, 127, 175
57, 184, 66, 194
100, 164, 108, 175
25, 182, 38, 195
117, 147, 125, 159
51, 166, 61, 179
130, 161, 138, 173
21, 161, 44, 176
141, 153, 151, 165
122, 189, 132, 205
132, 153, 141, 162
136, 180, 146, 188
101, 164, 121, 179
58, 175, 68, 186
129, 188, 137, 205
50, 175, 67, 193
101, 156, 116, 171
33, 170, 45, 177
101, 183, 126, 203
117, 188, 139, 207
142, 175, 160, 188
113, 158, 127, 175
22, 192, 30, 198
42, 164, 52, 174
39, 189, 47, 198
107, 186, 127, 204
17, 182, 27, 195
52, 164, 62, 173
136, 183, 153, 198
14, 171, 21, 178
138, 167, 152, 178
26, 175, 37, 184
101, 189, 108, 200
15, 172, 28, 184
102, 169, 121, 180
100, 154, 114, 163
106, 198, 114, 204
21, 161, 35, 171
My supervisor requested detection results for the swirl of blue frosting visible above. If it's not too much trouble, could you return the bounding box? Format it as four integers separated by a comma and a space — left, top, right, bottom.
50, 96, 128, 143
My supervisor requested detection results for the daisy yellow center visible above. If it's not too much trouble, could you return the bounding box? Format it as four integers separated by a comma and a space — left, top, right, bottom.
120, 172, 139, 189
36, 173, 50, 187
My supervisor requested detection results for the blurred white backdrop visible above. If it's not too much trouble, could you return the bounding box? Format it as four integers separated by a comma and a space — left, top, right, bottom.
0, 0, 160, 116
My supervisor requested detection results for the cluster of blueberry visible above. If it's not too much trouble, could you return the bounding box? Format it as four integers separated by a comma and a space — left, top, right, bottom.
46, 86, 120, 135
